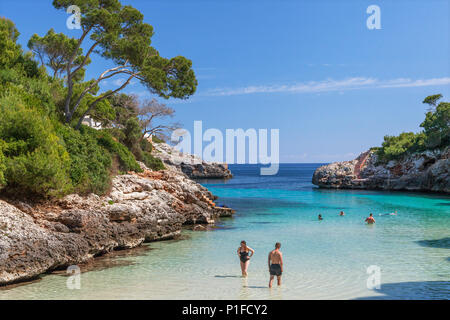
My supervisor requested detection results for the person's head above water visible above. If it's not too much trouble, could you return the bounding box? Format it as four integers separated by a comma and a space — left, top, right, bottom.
318, 214, 323, 220
340, 211, 345, 215
275, 242, 281, 249
369, 213, 373, 217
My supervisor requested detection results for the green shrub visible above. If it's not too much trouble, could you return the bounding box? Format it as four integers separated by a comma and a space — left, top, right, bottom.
377, 132, 426, 162
420, 102, 450, 149
0, 103, 72, 197
103, 127, 126, 142
119, 117, 144, 160
143, 152, 165, 171
0, 18, 141, 198
0, 139, 6, 188
140, 138, 153, 153
87, 127, 142, 173
375, 96, 449, 163
56, 124, 112, 195
0, 67, 57, 117
152, 135, 164, 144
0, 18, 22, 69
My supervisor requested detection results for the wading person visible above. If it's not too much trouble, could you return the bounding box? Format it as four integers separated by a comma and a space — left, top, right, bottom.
365, 213, 376, 224
237, 240, 254, 277
268, 242, 283, 288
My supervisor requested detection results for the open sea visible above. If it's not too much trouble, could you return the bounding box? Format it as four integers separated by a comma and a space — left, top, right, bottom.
1, 164, 449, 300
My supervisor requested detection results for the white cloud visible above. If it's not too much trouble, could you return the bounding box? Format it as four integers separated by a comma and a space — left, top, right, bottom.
378, 77, 450, 88
205, 77, 450, 96
127, 90, 149, 98
113, 78, 126, 86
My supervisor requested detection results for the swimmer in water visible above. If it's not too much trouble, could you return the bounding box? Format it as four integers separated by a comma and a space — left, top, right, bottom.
237, 240, 254, 277
318, 214, 323, 221
379, 210, 398, 216
365, 213, 376, 224
339, 211, 345, 216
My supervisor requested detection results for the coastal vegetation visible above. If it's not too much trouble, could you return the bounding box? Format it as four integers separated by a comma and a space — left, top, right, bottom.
0, 0, 196, 198
375, 95, 449, 162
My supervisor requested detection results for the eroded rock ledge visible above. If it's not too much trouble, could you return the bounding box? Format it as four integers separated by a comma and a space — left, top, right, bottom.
0, 163, 234, 285
152, 142, 233, 179
312, 148, 449, 193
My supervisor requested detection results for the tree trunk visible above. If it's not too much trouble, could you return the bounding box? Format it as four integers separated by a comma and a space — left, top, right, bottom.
75, 74, 136, 130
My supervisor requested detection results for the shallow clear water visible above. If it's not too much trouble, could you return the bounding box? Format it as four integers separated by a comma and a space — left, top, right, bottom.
1, 164, 449, 300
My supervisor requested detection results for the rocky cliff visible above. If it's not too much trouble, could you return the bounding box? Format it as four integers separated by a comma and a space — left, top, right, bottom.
312, 148, 449, 193
0, 163, 234, 285
152, 142, 232, 179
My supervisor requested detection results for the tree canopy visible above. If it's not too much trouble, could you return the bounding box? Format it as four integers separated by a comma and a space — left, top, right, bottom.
0, 17, 21, 68
423, 94, 443, 109
28, 28, 89, 80
0, 15, 173, 198
47, 0, 197, 127
421, 100, 449, 148
377, 94, 449, 161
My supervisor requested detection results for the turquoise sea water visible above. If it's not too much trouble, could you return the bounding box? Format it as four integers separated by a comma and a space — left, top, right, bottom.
1, 164, 449, 299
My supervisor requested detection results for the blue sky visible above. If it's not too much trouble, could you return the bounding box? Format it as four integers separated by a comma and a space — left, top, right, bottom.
1, 0, 449, 163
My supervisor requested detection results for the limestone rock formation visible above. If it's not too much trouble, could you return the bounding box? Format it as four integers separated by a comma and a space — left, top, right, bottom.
152, 142, 232, 179
0, 163, 234, 285
312, 148, 449, 193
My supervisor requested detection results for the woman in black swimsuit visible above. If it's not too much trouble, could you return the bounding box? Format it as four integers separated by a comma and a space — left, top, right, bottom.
237, 240, 255, 277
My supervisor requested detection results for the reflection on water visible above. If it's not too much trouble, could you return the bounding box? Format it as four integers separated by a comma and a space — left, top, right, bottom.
0, 164, 449, 300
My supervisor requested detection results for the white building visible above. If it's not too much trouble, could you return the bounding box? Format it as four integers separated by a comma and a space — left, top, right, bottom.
81, 116, 102, 130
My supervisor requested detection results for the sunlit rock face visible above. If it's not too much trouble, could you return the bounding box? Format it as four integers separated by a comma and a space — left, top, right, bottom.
0, 163, 234, 285
312, 148, 449, 193
152, 143, 232, 179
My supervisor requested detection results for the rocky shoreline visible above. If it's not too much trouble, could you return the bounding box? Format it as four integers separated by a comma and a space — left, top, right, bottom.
152, 142, 233, 179
312, 148, 449, 193
0, 162, 234, 286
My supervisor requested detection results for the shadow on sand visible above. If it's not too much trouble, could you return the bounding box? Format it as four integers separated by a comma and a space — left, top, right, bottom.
416, 237, 450, 264
214, 275, 242, 278
416, 237, 450, 249
356, 281, 450, 300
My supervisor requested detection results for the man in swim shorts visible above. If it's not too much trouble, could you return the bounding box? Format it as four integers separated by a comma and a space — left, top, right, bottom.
268, 242, 283, 288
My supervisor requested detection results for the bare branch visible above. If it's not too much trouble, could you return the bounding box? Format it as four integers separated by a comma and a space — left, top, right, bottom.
64, 27, 92, 123
70, 66, 135, 117
75, 74, 137, 129
69, 41, 100, 77
137, 99, 177, 141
